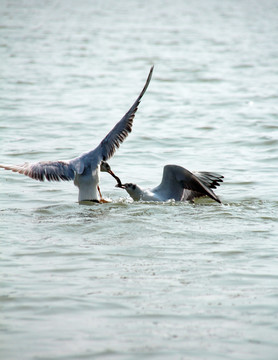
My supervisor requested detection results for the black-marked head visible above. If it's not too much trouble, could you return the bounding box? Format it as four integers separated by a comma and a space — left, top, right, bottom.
100, 161, 111, 173
117, 183, 141, 201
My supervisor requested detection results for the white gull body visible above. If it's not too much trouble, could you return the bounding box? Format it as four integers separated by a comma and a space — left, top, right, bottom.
0, 66, 153, 202
119, 165, 224, 203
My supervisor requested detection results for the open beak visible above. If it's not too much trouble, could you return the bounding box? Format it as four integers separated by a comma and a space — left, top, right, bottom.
115, 183, 126, 189
107, 169, 123, 188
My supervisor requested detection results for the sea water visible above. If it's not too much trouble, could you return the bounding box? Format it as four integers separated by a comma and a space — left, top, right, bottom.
1, 0, 278, 359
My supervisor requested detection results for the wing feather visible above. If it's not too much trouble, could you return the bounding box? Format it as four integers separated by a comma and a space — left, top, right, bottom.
159, 165, 222, 203
0, 161, 75, 182
1, 67, 154, 183
193, 171, 224, 189
94, 66, 153, 162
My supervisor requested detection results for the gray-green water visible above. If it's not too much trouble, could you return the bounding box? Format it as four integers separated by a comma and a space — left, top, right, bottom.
1, 0, 278, 359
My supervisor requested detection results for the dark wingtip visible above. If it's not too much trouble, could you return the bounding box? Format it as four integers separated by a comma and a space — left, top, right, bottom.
137, 65, 154, 100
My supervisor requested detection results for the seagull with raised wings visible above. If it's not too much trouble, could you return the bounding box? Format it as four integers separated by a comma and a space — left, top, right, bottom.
0, 66, 154, 203
116, 164, 224, 203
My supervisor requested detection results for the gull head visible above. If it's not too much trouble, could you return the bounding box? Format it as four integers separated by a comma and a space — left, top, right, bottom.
101, 161, 123, 187
100, 161, 112, 173
116, 182, 142, 201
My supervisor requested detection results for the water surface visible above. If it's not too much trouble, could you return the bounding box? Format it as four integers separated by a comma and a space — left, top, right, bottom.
1, 0, 278, 359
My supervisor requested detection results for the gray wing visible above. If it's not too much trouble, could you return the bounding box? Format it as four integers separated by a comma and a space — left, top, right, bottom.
193, 171, 224, 189
82, 66, 153, 166
0, 67, 154, 181
0, 161, 75, 182
155, 165, 222, 203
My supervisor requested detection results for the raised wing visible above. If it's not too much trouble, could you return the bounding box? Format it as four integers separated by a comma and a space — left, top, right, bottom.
90, 66, 153, 164
1, 67, 154, 180
193, 171, 224, 189
0, 161, 75, 182
157, 165, 222, 203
